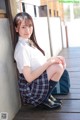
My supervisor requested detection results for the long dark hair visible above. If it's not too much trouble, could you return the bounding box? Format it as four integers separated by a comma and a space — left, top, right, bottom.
13, 12, 45, 55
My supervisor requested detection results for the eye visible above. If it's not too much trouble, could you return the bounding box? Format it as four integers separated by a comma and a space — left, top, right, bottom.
29, 24, 33, 28
22, 26, 26, 29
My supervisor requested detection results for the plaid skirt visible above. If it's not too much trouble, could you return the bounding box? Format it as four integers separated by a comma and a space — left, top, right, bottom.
18, 71, 49, 107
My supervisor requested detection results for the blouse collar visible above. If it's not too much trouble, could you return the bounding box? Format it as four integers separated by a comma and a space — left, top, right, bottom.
19, 36, 29, 45
19, 36, 35, 48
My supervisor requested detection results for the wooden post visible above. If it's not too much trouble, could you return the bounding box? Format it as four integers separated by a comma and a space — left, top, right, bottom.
65, 25, 69, 48
5, 0, 17, 18
5, 0, 17, 50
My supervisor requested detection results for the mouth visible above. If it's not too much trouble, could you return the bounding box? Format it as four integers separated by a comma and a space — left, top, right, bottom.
24, 34, 29, 35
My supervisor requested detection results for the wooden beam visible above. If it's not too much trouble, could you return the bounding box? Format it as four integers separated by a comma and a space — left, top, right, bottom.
5, 0, 17, 18
5, 0, 17, 50
65, 25, 69, 48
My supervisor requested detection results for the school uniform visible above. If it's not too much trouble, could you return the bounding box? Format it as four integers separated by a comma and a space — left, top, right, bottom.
14, 37, 57, 107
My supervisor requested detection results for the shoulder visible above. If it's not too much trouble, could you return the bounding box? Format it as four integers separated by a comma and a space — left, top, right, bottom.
14, 41, 31, 58
15, 41, 28, 53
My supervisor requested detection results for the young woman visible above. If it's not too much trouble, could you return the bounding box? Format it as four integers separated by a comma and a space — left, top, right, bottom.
13, 12, 66, 109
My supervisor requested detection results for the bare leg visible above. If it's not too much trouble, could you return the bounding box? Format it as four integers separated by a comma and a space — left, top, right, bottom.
47, 63, 64, 82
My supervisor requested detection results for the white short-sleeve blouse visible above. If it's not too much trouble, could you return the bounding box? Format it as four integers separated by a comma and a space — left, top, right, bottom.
14, 37, 47, 73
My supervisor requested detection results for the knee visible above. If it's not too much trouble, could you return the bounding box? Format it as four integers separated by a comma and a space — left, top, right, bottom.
56, 63, 64, 75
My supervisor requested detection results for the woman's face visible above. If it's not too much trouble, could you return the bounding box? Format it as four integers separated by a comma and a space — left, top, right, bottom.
15, 19, 33, 39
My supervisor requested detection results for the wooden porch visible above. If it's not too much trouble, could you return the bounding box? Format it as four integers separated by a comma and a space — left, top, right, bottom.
13, 47, 80, 120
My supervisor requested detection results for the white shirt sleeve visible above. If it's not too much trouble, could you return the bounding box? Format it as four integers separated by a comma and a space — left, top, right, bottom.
20, 48, 30, 68
14, 46, 30, 73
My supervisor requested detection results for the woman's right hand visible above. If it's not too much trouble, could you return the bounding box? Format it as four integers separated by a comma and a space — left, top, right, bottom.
47, 56, 66, 68
47, 57, 62, 65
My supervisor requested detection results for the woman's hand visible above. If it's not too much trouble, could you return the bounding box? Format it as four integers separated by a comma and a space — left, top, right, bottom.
47, 57, 62, 64
47, 56, 66, 68
56, 56, 66, 68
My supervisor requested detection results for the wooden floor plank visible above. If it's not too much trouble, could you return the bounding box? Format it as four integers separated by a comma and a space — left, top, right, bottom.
69, 72, 80, 78
65, 59, 80, 67
70, 89, 80, 93
70, 78, 80, 84
54, 93, 80, 99
57, 100, 80, 112
67, 67, 80, 72
60, 48, 80, 59
70, 84, 80, 88
13, 112, 80, 120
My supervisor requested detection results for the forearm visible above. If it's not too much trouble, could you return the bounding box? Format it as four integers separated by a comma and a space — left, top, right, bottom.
23, 60, 54, 83
31, 62, 50, 81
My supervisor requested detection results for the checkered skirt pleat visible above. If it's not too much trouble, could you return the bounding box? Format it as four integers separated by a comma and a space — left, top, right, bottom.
18, 71, 49, 107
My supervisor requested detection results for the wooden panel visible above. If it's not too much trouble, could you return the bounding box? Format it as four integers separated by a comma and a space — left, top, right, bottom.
70, 78, 80, 84
57, 100, 80, 112
54, 94, 80, 99
67, 67, 80, 72
66, 59, 80, 67
60, 47, 80, 54
13, 113, 80, 120
69, 72, 80, 78
17, 100, 80, 113
70, 89, 80, 93
59, 48, 80, 58
70, 85, 80, 88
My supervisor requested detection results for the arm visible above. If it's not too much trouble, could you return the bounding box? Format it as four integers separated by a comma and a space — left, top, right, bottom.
48, 56, 66, 68
22, 57, 61, 83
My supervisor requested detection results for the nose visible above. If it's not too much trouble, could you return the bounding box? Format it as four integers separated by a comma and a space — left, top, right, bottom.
25, 26, 30, 32
25, 27, 31, 35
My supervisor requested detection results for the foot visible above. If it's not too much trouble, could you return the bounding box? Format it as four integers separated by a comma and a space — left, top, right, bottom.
49, 95, 63, 104
42, 98, 61, 109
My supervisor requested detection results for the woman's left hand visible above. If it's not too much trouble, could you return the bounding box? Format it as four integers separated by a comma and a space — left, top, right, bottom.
56, 56, 66, 69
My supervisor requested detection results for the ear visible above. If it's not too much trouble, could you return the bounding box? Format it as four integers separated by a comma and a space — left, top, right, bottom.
15, 27, 19, 33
